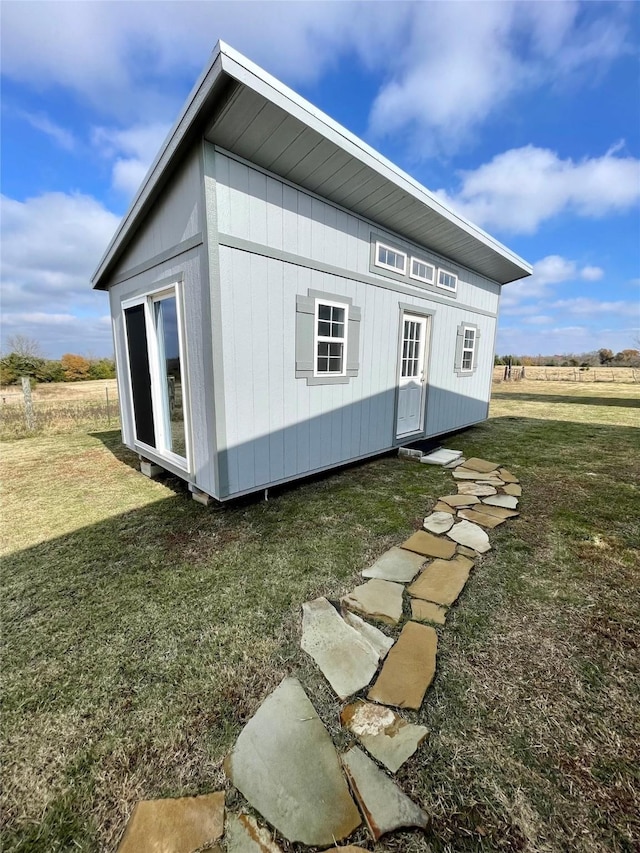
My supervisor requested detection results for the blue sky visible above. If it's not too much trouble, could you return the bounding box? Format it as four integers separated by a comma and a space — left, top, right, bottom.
1, 0, 639, 359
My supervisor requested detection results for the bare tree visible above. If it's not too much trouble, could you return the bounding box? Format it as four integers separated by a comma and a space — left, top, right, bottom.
5, 335, 43, 358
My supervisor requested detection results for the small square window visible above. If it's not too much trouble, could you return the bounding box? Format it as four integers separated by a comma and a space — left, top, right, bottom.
438, 269, 458, 292
375, 241, 407, 275
410, 258, 435, 284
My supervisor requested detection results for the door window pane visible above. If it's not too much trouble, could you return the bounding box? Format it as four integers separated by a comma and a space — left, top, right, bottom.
154, 296, 187, 458
124, 304, 156, 447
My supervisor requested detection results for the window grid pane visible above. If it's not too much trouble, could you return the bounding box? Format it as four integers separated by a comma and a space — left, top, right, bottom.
316, 302, 347, 374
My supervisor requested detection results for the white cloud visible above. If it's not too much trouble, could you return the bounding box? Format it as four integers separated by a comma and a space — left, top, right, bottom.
496, 323, 637, 357
92, 123, 172, 196
437, 144, 640, 234
0, 193, 119, 356
551, 298, 637, 316
19, 112, 75, 150
580, 266, 604, 281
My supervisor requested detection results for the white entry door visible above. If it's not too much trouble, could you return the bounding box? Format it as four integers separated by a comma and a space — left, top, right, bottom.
396, 313, 428, 438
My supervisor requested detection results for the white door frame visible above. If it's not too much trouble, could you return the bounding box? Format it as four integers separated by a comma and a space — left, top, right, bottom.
395, 309, 430, 439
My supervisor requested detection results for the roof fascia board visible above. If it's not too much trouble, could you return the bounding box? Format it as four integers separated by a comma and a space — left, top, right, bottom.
218, 43, 532, 278
92, 45, 225, 288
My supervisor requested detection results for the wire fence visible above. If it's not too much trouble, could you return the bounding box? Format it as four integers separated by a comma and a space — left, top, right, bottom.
493, 366, 639, 383
0, 384, 120, 439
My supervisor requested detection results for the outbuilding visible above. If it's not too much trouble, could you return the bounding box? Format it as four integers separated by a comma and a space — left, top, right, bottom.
92, 42, 531, 503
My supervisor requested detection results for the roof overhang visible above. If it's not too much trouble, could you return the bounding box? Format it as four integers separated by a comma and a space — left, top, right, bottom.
92, 42, 532, 290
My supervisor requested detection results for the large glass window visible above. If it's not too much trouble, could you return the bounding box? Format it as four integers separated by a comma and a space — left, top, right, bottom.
315, 301, 348, 375
153, 294, 187, 458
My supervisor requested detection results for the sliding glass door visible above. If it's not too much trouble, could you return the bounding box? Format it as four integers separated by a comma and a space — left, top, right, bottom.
123, 285, 189, 468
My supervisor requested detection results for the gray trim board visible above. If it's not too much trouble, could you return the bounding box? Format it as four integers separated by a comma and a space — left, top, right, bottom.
295, 288, 361, 385
108, 234, 204, 286
219, 233, 499, 319
454, 321, 481, 377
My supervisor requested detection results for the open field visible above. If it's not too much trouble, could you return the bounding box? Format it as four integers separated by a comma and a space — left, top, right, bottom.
1, 383, 639, 851
0, 380, 119, 440
493, 365, 638, 383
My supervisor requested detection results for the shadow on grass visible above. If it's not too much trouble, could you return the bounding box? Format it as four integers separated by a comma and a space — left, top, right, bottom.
491, 392, 640, 408
3, 416, 639, 852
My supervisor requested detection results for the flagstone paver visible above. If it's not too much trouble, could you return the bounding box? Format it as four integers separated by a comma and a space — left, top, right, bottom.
452, 468, 488, 480
503, 483, 522, 496
457, 482, 497, 496
475, 477, 505, 486
423, 511, 455, 534
460, 457, 500, 473
482, 494, 519, 509
341, 609, 395, 660
342, 579, 404, 625
433, 500, 456, 514
473, 504, 519, 520
457, 508, 507, 529
407, 555, 474, 606
499, 467, 519, 483
117, 792, 225, 853
225, 813, 283, 852
444, 456, 467, 468
361, 546, 425, 583
447, 520, 491, 553
368, 622, 437, 709
401, 530, 457, 559
301, 598, 380, 699
224, 678, 361, 847
411, 599, 447, 624
420, 448, 462, 465
341, 747, 429, 840
457, 545, 479, 558
438, 493, 481, 508
341, 701, 429, 773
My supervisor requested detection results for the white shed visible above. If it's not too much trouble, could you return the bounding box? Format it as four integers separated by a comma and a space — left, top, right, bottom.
92, 41, 531, 503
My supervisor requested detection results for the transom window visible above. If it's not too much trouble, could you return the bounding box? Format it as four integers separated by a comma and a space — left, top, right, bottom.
410, 258, 435, 284
375, 241, 407, 275
315, 300, 348, 375
438, 269, 458, 291
461, 326, 476, 371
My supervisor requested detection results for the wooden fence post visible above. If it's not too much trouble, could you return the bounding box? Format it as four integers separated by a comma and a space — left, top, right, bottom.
21, 376, 35, 431
105, 385, 111, 425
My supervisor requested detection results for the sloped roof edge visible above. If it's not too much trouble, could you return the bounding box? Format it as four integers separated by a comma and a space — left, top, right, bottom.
92, 41, 531, 289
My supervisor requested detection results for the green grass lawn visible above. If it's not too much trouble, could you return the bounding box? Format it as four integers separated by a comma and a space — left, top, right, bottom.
1, 382, 639, 852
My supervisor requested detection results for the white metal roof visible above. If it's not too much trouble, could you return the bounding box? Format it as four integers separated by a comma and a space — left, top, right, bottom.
92, 42, 531, 289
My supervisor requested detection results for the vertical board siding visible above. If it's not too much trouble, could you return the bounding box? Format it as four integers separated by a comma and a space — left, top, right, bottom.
215, 150, 500, 498
112, 149, 203, 276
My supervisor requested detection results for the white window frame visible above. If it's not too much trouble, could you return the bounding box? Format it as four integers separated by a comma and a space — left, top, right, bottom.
409, 257, 435, 285
437, 268, 458, 292
460, 325, 476, 373
375, 241, 407, 275
121, 282, 191, 471
313, 298, 349, 378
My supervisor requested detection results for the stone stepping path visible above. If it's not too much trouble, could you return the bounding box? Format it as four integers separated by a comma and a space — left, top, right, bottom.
117, 453, 521, 852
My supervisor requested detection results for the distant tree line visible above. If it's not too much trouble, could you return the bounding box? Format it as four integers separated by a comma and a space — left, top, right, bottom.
495, 349, 640, 368
0, 336, 115, 386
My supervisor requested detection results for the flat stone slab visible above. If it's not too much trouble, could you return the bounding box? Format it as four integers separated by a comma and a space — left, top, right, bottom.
400, 530, 457, 560
439, 493, 480, 508
407, 555, 474, 606
301, 598, 379, 699
474, 504, 519, 520
117, 792, 225, 853
457, 545, 478, 558
457, 508, 507, 529
341, 747, 429, 840
420, 448, 462, 465
460, 457, 500, 473
444, 456, 466, 468
482, 494, 519, 509
423, 511, 455, 534
225, 813, 283, 852
368, 622, 437, 709
341, 701, 428, 773
341, 609, 395, 660
475, 477, 505, 487
457, 482, 497, 496
503, 483, 522, 496
411, 599, 447, 624
433, 500, 456, 514
342, 578, 404, 625
499, 467, 519, 483
224, 678, 361, 846
447, 520, 491, 553
452, 468, 488, 480
362, 546, 424, 583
